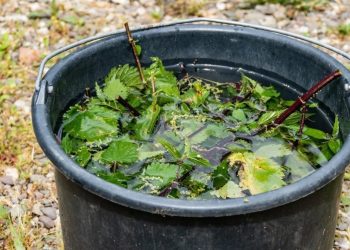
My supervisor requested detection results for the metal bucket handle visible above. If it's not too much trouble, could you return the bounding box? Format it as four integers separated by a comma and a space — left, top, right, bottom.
35, 18, 350, 93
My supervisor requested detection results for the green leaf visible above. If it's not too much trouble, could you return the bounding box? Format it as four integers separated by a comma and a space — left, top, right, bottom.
183, 170, 210, 196
103, 78, 129, 100
186, 151, 211, 167
95, 82, 106, 101
212, 161, 230, 189
257, 111, 281, 125
232, 109, 247, 122
157, 137, 182, 159
138, 143, 164, 160
228, 152, 285, 195
61, 134, 73, 154
332, 115, 339, 138
135, 103, 161, 140
254, 143, 291, 158
101, 140, 138, 164
75, 145, 91, 167
135, 44, 142, 56
146, 57, 180, 97
211, 181, 243, 199
284, 151, 314, 182
97, 171, 132, 188
105, 64, 142, 89
187, 123, 230, 145
303, 127, 329, 140
63, 108, 119, 142
328, 138, 341, 154
181, 81, 210, 107
144, 162, 180, 188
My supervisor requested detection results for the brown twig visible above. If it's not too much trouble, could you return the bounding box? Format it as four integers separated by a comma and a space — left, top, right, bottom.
293, 105, 307, 149
117, 97, 140, 116
252, 70, 342, 136
124, 22, 146, 84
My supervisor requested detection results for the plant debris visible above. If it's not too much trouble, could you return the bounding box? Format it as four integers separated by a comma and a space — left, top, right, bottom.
60, 49, 341, 199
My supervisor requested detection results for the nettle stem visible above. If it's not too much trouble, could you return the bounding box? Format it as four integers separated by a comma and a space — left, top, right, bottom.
293, 105, 307, 149
117, 96, 140, 116
253, 70, 342, 135
124, 22, 146, 84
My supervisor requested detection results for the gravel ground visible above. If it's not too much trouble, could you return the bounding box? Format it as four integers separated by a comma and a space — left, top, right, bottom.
0, 0, 350, 249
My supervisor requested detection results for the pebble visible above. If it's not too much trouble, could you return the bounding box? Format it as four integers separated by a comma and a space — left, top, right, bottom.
41, 207, 57, 220
14, 99, 31, 114
39, 215, 55, 229
34, 191, 44, 199
30, 174, 46, 184
0, 176, 15, 186
32, 203, 43, 216
19, 47, 40, 65
5, 167, 19, 181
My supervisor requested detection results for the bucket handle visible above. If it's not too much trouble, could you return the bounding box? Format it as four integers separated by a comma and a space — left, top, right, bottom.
35, 17, 350, 92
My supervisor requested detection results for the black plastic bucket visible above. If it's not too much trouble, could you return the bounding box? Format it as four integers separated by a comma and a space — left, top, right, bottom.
32, 21, 350, 250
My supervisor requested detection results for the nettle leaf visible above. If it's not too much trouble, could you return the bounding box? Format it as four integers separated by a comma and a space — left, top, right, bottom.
144, 162, 181, 188
284, 152, 314, 182
232, 109, 247, 122
229, 152, 285, 195
61, 134, 74, 154
328, 138, 341, 154
332, 115, 339, 138
157, 137, 181, 159
254, 143, 291, 158
95, 82, 105, 101
103, 78, 129, 100
135, 102, 161, 140
97, 171, 132, 188
75, 145, 91, 167
184, 172, 210, 197
181, 81, 210, 107
211, 181, 243, 199
138, 143, 164, 160
101, 140, 138, 164
105, 64, 142, 89
64, 112, 118, 142
303, 127, 330, 140
189, 123, 230, 145
212, 161, 230, 189
135, 44, 142, 56
146, 57, 180, 97
257, 111, 282, 126
186, 151, 211, 167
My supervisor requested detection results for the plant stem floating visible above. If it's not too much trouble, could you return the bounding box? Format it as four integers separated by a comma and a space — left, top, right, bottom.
59, 26, 342, 200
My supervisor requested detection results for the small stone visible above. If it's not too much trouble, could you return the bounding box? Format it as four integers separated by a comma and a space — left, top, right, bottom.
19, 47, 40, 65
0, 176, 15, 186
41, 207, 57, 220
34, 191, 44, 199
30, 174, 46, 183
216, 2, 226, 11
260, 16, 277, 28
5, 167, 19, 181
32, 203, 43, 216
14, 99, 30, 114
39, 215, 55, 229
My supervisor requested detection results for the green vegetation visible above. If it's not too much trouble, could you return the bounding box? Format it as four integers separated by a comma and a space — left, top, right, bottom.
59, 55, 340, 199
